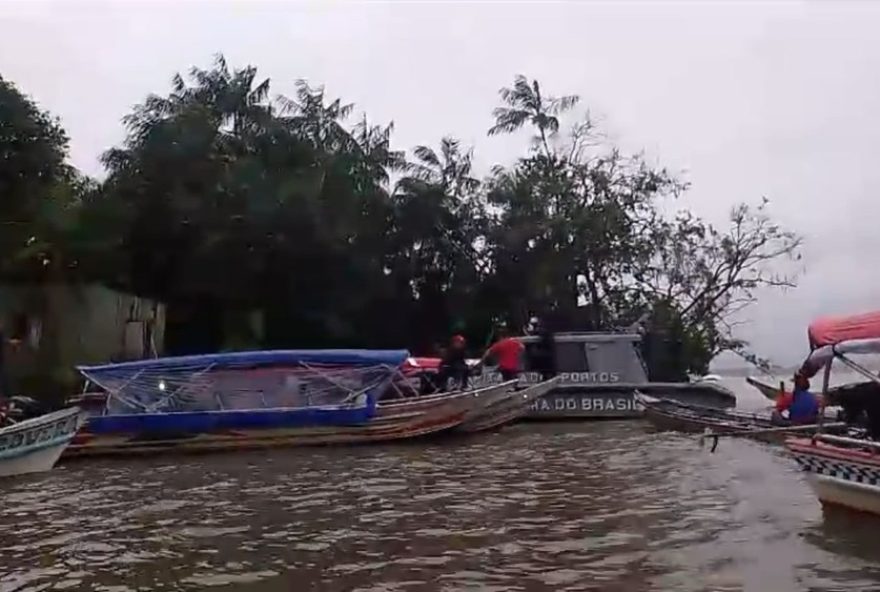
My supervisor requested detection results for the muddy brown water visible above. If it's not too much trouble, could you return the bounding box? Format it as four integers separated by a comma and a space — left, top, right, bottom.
1, 378, 879, 591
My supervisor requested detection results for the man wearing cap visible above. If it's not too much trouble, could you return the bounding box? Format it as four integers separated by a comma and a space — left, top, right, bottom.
436, 334, 470, 392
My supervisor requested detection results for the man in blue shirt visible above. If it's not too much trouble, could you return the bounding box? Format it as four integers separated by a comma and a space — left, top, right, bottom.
774, 372, 820, 424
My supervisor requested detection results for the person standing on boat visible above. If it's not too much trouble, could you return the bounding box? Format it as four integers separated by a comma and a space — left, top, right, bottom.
772, 372, 820, 425
479, 326, 524, 381
436, 334, 469, 392
534, 318, 557, 380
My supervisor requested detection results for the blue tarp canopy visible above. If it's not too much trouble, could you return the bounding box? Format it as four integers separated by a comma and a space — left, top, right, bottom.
77, 349, 411, 373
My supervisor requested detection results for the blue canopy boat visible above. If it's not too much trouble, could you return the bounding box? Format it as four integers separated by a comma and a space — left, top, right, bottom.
66, 349, 409, 457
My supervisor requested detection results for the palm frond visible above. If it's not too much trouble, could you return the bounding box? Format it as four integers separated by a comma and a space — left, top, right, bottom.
549, 94, 580, 115
488, 107, 530, 136
413, 145, 441, 168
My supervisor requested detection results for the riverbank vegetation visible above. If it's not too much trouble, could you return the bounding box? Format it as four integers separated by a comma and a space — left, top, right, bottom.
0, 56, 802, 383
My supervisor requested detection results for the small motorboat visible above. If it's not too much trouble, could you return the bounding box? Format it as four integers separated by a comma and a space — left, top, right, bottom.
393, 358, 560, 433
455, 377, 560, 433
0, 406, 83, 477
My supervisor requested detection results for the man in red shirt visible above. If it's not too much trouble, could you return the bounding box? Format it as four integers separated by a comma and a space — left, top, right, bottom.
480, 327, 524, 381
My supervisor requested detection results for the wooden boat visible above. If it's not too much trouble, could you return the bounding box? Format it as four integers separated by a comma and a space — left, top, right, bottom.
63, 349, 408, 458
0, 406, 83, 476
636, 392, 837, 445
63, 350, 521, 458
382, 378, 517, 426
457, 377, 560, 433
746, 376, 829, 408
379, 380, 516, 433
65, 381, 511, 457
782, 309, 880, 515
746, 376, 785, 402
391, 361, 562, 432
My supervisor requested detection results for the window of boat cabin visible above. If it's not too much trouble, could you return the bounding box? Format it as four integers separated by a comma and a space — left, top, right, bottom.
583, 337, 648, 382
553, 338, 590, 372
523, 334, 648, 381
522, 339, 563, 372
521, 334, 649, 381
519, 335, 589, 372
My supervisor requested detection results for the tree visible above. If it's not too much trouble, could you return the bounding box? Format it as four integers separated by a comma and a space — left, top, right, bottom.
633, 198, 802, 374
99, 56, 413, 352
402, 136, 479, 196
488, 75, 579, 156
483, 76, 801, 376
0, 76, 74, 279
485, 103, 684, 332
0, 78, 107, 398
384, 136, 490, 350
1, 62, 801, 373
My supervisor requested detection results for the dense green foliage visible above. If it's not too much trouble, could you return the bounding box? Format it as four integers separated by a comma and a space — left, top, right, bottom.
0, 58, 802, 377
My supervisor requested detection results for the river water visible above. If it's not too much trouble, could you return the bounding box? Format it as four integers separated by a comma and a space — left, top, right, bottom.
1, 378, 880, 592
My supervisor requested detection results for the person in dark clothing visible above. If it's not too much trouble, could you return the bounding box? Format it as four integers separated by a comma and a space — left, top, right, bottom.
535, 320, 557, 380
436, 335, 470, 392
418, 371, 440, 396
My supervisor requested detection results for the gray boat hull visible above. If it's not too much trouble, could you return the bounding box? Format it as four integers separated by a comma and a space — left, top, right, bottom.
523, 382, 736, 419
468, 371, 737, 419
464, 331, 737, 419
526, 386, 642, 418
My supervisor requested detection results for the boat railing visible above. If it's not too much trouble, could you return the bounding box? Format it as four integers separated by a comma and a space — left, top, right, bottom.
811, 433, 880, 453
380, 364, 425, 399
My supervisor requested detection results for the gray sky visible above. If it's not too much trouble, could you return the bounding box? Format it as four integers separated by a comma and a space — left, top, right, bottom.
2, 0, 879, 366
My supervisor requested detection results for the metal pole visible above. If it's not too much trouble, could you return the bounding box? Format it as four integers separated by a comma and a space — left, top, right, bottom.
814, 433, 880, 452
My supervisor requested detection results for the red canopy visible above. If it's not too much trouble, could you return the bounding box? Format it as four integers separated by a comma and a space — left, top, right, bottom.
808, 310, 880, 349
404, 357, 441, 371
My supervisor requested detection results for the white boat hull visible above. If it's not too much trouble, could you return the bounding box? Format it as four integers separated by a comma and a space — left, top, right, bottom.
788, 436, 880, 516
0, 440, 71, 477
808, 474, 880, 515
0, 407, 83, 478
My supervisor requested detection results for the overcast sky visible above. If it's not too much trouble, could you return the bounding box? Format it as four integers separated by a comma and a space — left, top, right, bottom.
2, 0, 879, 367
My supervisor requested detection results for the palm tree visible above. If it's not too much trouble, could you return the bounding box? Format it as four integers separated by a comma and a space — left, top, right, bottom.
351, 115, 406, 189
278, 80, 354, 153
111, 54, 272, 150
400, 136, 479, 198
488, 75, 579, 156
